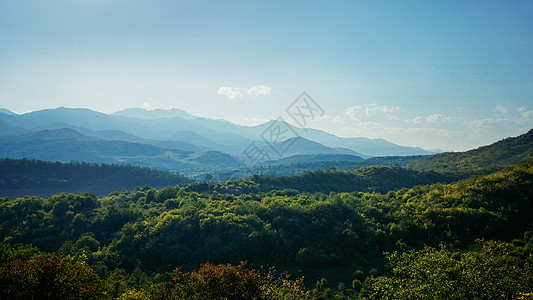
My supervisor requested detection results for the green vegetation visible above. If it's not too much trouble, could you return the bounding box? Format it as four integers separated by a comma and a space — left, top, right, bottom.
365, 238, 533, 299
409, 129, 533, 174
1, 160, 532, 298
0, 132, 241, 173
189, 165, 462, 195
0, 158, 192, 198
201, 155, 426, 181
0, 245, 309, 299
243, 166, 461, 194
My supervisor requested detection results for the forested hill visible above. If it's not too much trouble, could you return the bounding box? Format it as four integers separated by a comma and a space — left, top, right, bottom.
409, 129, 533, 173
1, 161, 532, 298
189, 166, 462, 195
0, 158, 193, 198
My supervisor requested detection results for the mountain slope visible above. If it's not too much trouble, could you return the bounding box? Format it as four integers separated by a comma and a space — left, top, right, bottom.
265, 154, 364, 166
409, 129, 533, 173
0, 128, 239, 171
0, 119, 28, 136
248, 119, 433, 156
0, 107, 435, 160
255, 136, 364, 158
0, 158, 192, 198
0, 108, 16, 115
191, 165, 460, 194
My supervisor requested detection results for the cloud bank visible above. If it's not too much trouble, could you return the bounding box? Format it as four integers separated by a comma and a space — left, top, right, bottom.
217, 85, 272, 99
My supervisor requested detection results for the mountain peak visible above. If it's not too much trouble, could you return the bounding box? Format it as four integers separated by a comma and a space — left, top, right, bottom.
0, 108, 16, 115
112, 107, 196, 120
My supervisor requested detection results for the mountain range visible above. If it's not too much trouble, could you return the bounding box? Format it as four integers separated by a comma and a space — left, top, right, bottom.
0, 107, 435, 172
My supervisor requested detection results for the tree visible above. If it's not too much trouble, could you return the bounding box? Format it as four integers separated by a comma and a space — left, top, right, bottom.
0, 253, 104, 299
365, 240, 533, 300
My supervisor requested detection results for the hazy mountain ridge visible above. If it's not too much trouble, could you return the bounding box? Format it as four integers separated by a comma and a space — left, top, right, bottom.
0, 107, 434, 158
0, 108, 16, 115
0, 128, 239, 171
112, 107, 196, 120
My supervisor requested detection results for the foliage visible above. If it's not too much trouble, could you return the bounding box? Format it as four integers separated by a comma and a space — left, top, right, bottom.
192, 165, 462, 195
202, 155, 427, 181
365, 239, 533, 299
0, 252, 104, 299
0, 158, 192, 198
409, 129, 533, 173
165, 262, 311, 299
1, 160, 533, 298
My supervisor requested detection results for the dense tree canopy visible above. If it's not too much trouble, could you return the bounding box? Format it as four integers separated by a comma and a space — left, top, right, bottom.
0, 161, 532, 298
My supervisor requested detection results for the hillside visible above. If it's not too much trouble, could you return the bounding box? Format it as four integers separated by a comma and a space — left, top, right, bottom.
0, 128, 240, 172
195, 155, 428, 181
266, 154, 364, 166
190, 165, 461, 194
1, 161, 532, 298
409, 129, 533, 173
0, 158, 193, 198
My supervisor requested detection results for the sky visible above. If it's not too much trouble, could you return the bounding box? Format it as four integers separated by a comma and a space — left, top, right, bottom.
1, 0, 532, 151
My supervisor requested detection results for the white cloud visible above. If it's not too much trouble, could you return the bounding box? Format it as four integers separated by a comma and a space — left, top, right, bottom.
468, 108, 533, 128
407, 116, 424, 124
406, 113, 451, 124
142, 102, 153, 109
343, 106, 361, 119
217, 85, 272, 99
364, 104, 397, 115
519, 110, 533, 123
425, 113, 451, 123
247, 85, 272, 98
343, 104, 399, 120
517, 106, 527, 112
468, 118, 509, 128
217, 86, 242, 99
495, 105, 507, 113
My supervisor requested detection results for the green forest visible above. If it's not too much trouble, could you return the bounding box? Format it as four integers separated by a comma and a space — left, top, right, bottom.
1, 160, 532, 298
0, 158, 192, 199
1, 130, 533, 299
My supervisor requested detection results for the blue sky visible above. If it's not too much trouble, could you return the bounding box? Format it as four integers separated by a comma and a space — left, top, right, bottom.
1, 1, 532, 151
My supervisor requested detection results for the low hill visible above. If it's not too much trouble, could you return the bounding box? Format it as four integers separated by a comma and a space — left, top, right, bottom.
196, 155, 427, 181
250, 166, 460, 194
0, 158, 193, 198
191, 165, 461, 194
0, 127, 240, 172
409, 129, 533, 173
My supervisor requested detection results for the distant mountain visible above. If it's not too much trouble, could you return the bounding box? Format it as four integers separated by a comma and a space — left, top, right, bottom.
0, 128, 238, 171
0, 119, 28, 136
0, 107, 436, 165
109, 108, 434, 156
409, 129, 533, 173
200, 155, 428, 181
265, 154, 364, 166
112, 107, 196, 120
255, 137, 365, 159
208, 166, 459, 194
0, 108, 16, 115
248, 120, 433, 156
21, 128, 95, 141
